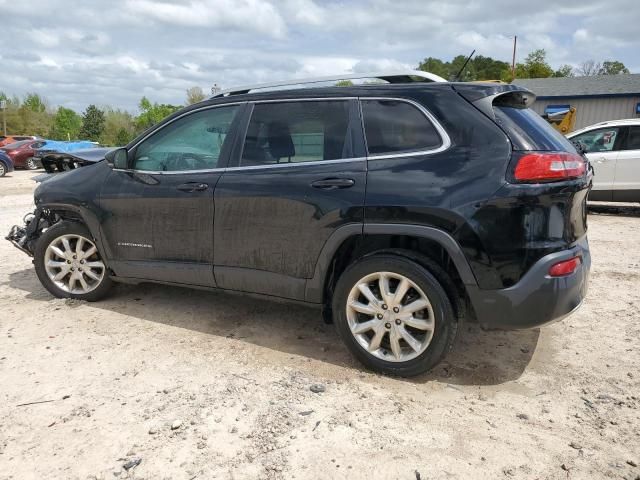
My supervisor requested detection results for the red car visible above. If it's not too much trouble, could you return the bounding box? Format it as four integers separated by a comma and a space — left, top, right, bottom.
0, 135, 38, 147
1, 140, 47, 169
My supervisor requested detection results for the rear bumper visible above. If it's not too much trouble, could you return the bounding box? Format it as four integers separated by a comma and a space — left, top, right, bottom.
467, 236, 590, 329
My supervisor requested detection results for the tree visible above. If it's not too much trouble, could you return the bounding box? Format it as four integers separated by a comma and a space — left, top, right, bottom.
600, 60, 630, 75
49, 107, 82, 140
472, 55, 510, 81
79, 105, 105, 141
419, 54, 511, 82
115, 128, 133, 146
577, 60, 602, 76
515, 49, 554, 79
186, 86, 206, 105
135, 97, 181, 131
22, 93, 47, 113
335, 80, 354, 87
417, 57, 450, 79
100, 108, 135, 146
449, 55, 476, 81
553, 64, 575, 78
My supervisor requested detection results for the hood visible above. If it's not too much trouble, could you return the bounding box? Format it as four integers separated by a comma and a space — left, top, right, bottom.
39, 147, 117, 174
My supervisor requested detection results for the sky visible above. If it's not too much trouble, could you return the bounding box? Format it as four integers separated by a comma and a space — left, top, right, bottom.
0, 0, 638, 113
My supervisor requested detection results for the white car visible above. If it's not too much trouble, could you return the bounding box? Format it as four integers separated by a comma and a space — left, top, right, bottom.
567, 119, 640, 202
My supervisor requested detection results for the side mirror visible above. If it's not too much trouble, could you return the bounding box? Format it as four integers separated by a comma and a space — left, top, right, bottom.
105, 147, 129, 169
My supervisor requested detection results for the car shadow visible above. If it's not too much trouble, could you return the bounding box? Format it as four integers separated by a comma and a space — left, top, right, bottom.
6, 268, 539, 386
588, 202, 640, 217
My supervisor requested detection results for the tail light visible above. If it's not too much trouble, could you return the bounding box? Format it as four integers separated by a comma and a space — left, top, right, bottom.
513, 152, 586, 183
549, 256, 581, 277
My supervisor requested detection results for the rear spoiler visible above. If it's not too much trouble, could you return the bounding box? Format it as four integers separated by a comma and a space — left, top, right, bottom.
451, 83, 536, 120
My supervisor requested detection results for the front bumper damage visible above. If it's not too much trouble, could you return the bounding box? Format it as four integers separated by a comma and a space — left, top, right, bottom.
5, 209, 44, 257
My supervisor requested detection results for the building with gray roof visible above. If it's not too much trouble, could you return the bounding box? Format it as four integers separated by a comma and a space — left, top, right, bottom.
514, 74, 640, 130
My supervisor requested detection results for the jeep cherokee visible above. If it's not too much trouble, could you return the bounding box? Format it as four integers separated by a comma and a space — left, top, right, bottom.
6, 71, 591, 376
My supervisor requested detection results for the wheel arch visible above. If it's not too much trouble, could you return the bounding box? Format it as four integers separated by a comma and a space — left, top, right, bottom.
36, 203, 108, 260
305, 223, 479, 315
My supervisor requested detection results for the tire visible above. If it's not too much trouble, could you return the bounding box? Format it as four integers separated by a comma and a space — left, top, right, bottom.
332, 254, 458, 377
0, 162, 5, 177
26, 157, 38, 170
34, 221, 113, 301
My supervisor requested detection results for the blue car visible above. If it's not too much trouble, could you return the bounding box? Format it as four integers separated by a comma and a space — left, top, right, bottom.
0, 150, 14, 177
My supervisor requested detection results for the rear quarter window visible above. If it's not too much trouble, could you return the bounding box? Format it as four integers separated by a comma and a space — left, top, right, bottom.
361, 99, 443, 155
493, 106, 577, 152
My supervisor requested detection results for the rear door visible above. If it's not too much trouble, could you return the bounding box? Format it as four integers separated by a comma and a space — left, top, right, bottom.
613, 125, 640, 201
570, 126, 622, 198
213, 98, 366, 300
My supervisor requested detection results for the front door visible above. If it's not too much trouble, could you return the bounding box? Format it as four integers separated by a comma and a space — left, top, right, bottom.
100, 104, 243, 286
213, 99, 366, 300
571, 126, 622, 200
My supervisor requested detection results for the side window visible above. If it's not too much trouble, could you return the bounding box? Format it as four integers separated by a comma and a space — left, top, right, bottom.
240, 101, 351, 166
133, 105, 239, 172
623, 127, 640, 150
572, 127, 619, 153
361, 100, 442, 155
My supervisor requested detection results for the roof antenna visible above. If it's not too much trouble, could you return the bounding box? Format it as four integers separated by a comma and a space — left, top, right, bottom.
453, 49, 475, 81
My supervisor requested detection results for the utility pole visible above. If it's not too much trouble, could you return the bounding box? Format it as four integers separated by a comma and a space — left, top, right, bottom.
511, 35, 517, 82
1, 100, 6, 136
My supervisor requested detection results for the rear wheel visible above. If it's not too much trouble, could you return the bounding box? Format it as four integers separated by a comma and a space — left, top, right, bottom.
0, 162, 6, 177
332, 254, 457, 376
26, 157, 38, 170
34, 221, 113, 301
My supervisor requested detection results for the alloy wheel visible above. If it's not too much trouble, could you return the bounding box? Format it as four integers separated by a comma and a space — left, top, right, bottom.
44, 234, 106, 294
346, 271, 435, 362
26, 158, 37, 170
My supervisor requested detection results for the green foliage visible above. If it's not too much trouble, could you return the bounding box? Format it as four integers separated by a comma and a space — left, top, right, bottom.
553, 64, 575, 77
135, 96, 181, 131
22, 93, 47, 113
418, 54, 510, 81
79, 105, 106, 141
600, 60, 630, 75
514, 49, 554, 79
49, 107, 82, 140
100, 108, 136, 146
417, 57, 450, 79
472, 55, 511, 81
335, 80, 354, 87
186, 86, 206, 105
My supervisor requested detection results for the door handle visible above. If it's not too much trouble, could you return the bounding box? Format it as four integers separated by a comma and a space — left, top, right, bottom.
176, 182, 209, 192
310, 178, 355, 190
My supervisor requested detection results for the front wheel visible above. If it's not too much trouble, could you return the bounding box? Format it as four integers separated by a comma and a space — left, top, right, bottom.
0, 162, 6, 177
34, 221, 113, 301
332, 254, 458, 377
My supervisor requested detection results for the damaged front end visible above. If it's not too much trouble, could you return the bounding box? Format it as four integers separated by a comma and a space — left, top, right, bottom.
5, 209, 54, 256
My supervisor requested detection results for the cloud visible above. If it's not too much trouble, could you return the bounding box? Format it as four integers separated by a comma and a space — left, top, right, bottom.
124, 0, 287, 37
0, 0, 637, 112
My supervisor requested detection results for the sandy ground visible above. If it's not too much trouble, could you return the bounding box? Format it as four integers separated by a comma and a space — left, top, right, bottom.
0, 169, 639, 480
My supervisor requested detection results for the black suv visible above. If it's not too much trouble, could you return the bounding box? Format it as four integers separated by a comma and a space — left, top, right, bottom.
7, 73, 591, 376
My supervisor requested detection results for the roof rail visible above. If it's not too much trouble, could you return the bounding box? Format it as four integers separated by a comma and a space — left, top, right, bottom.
211, 70, 447, 97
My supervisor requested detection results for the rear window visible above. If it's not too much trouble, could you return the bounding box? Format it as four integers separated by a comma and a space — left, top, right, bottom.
2, 140, 31, 149
493, 106, 577, 152
361, 100, 442, 155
